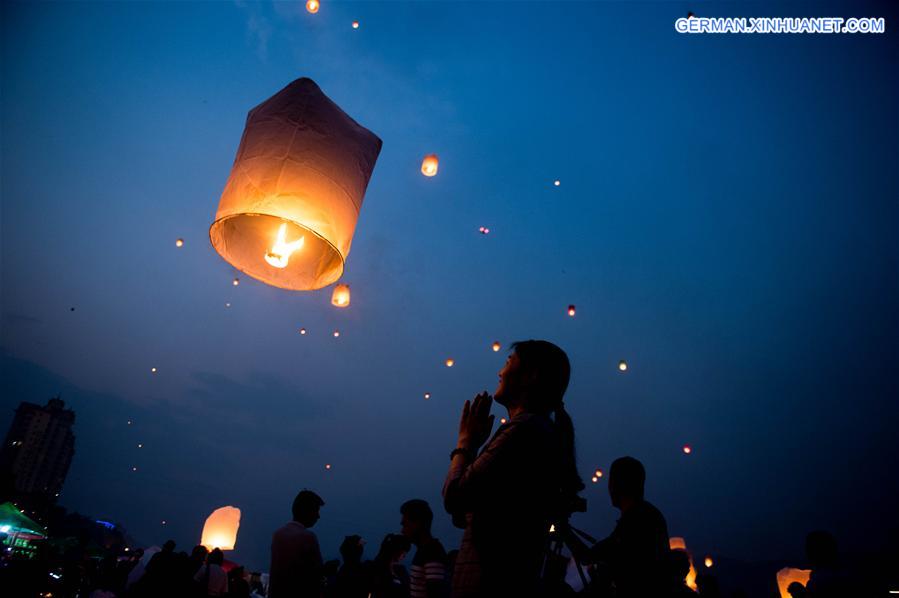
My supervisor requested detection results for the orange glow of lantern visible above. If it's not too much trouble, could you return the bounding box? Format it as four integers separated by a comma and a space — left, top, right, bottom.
331, 284, 351, 307
595, 469, 603, 478
669, 537, 697, 590
492, 342, 501, 352
704, 556, 713, 568
305, 0, 319, 14
352, 21, 359, 29
567, 305, 576, 317
201, 506, 241, 551
683, 445, 692, 454
210, 78, 382, 291
421, 154, 439, 177
175, 238, 184, 247
445, 358, 454, 367
776, 568, 810, 598
618, 360, 628, 372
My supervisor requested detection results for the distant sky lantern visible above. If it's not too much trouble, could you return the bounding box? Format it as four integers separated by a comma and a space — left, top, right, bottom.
492, 342, 501, 352
704, 556, 713, 568
225, 302, 231, 308
567, 305, 576, 317
305, 0, 319, 14
669, 537, 697, 590
500, 417, 507, 424
299, 328, 307, 335
424, 393, 431, 400
127, 420, 132, 425
478, 226, 490, 235
594, 469, 603, 478
210, 78, 381, 291
683, 445, 692, 454
331, 284, 351, 307
175, 238, 184, 247
445, 358, 454, 367
618, 360, 628, 372
333, 330, 340, 338
421, 154, 439, 177
151, 367, 157, 374
232, 277, 240, 286
132, 466, 137, 472
201, 506, 241, 551
352, 21, 359, 29
325, 463, 332, 470
138, 443, 143, 449
554, 180, 561, 187
776, 568, 811, 598
591, 476, 598, 483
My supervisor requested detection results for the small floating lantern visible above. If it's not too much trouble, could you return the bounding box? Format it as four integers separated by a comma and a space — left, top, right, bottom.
567, 305, 576, 317
421, 154, 439, 177
331, 284, 351, 307
306, 0, 319, 14
175, 238, 184, 247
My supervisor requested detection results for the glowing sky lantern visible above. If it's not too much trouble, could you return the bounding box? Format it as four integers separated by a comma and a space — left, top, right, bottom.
305, 0, 319, 14
445, 358, 455, 367
704, 556, 713, 568
500, 417, 507, 424
150, 367, 157, 374
325, 463, 332, 470
333, 330, 340, 338
209, 78, 382, 291
594, 469, 603, 478
424, 393, 431, 400
331, 284, 351, 307
567, 305, 576, 317
591, 476, 598, 483
352, 21, 359, 29
478, 226, 490, 235
421, 154, 439, 177
175, 238, 184, 247
669, 537, 697, 590
492, 342, 501, 352
201, 506, 241, 551
554, 180, 561, 187
299, 328, 307, 335
232, 277, 240, 286
776, 568, 811, 598
618, 360, 628, 372
683, 445, 692, 454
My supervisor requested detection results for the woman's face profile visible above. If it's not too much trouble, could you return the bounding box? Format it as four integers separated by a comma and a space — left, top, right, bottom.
494, 352, 522, 404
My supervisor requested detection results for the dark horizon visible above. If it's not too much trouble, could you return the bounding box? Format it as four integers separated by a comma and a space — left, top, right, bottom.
2, 0, 898, 582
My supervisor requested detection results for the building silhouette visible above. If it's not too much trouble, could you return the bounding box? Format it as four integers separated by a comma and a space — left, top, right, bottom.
0, 396, 75, 505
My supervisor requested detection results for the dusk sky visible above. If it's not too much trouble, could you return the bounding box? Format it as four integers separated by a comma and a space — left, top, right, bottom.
2, 0, 897, 575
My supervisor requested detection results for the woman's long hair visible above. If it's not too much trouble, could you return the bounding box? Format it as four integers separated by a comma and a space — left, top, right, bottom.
510, 340, 585, 512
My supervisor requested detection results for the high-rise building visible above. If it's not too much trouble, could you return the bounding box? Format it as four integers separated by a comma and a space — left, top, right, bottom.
0, 397, 75, 504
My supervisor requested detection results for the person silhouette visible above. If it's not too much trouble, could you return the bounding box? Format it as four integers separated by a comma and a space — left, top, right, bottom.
587, 456, 669, 597
401, 499, 449, 598
787, 581, 808, 598
333, 535, 368, 598
269, 490, 325, 598
805, 530, 846, 598
443, 340, 583, 598
368, 533, 411, 598
667, 549, 697, 596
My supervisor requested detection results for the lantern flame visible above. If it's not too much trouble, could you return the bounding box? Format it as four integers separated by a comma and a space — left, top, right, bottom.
264, 223, 305, 269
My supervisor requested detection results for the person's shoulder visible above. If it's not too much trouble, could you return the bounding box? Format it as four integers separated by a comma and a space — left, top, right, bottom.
418, 538, 448, 563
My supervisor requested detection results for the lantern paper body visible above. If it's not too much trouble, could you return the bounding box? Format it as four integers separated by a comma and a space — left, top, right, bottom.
421, 154, 439, 176
201, 506, 241, 551
669, 537, 697, 590
776, 568, 810, 598
210, 78, 382, 291
331, 284, 351, 307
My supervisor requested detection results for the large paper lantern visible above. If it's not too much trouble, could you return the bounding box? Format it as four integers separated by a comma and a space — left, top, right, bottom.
210, 78, 382, 291
200, 506, 241, 551
776, 568, 810, 598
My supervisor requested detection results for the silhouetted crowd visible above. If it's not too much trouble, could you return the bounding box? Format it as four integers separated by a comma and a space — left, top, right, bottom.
4, 341, 897, 597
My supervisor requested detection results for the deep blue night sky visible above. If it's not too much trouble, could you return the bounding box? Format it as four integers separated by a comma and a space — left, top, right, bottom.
2, 0, 897, 575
